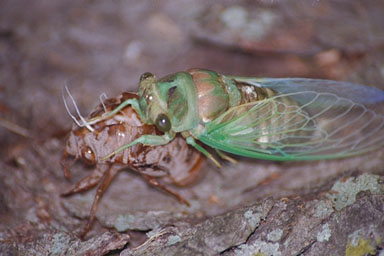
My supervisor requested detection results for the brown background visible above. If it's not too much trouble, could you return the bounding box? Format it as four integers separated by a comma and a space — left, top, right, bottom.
1, 1, 384, 255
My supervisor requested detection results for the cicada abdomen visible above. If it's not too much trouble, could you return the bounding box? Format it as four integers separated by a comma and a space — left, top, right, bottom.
229, 81, 314, 149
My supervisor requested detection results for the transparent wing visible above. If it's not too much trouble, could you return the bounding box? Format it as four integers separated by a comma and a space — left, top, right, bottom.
195, 78, 384, 161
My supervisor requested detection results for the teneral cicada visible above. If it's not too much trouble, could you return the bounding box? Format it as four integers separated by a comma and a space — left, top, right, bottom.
86, 68, 384, 166
61, 91, 202, 238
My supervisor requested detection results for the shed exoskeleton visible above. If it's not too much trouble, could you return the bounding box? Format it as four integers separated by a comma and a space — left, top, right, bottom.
62, 91, 202, 238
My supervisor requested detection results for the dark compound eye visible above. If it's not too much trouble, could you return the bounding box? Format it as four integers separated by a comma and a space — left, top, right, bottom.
140, 72, 154, 82
155, 114, 171, 132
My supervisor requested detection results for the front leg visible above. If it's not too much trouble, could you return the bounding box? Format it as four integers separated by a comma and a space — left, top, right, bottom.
102, 132, 175, 160
87, 98, 145, 125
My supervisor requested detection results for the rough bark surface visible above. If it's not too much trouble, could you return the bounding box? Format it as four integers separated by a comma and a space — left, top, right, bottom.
1, 1, 384, 255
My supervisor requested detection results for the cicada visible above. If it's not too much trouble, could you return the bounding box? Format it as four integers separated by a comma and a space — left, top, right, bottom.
62, 91, 202, 238
85, 68, 384, 167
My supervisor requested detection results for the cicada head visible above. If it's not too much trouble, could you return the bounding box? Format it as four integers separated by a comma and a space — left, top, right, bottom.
138, 71, 199, 133
65, 128, 97, 166
138, 72, 155, 121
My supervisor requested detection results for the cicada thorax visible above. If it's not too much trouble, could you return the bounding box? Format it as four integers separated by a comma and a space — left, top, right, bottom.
187, 69, 312, 144
187, 68, 233, 123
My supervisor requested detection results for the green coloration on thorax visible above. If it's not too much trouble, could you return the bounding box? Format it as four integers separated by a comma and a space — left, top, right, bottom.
189, 69, 277, 124
221, 75, 242, 107
138, 68, 265, 133
139, 71, 200, 132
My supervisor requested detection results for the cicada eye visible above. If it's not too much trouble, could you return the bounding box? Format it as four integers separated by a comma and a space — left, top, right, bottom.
155, 114, 171, 132
140, 72, 154, 82
81, 146, 96, 165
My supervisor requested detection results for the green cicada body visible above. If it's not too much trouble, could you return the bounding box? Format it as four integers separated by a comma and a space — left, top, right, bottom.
91, 69, 384, 165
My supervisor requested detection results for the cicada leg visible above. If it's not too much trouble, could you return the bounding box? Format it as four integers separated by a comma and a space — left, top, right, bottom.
63, 87, 144, 131
102, 132, 175, 160
80, 165, 120, 239
87, 98, 145, 125
142, 174, 190, 207
186, 137, 222, 168
61, 167, 105, 196
60, 150, 78, 179
170, 153, 204, 187
215, 149, 238, 164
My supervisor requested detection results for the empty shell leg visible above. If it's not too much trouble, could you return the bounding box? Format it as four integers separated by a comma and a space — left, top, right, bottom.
142, 174, 190, 207
80, 165, 120, 239
61, 167, 105, 196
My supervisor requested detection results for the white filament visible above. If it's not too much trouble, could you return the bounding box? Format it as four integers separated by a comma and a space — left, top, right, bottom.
99, 92, 108, 113
62, 85, 95, 132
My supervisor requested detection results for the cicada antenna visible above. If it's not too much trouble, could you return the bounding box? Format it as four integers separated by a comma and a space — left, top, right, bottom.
62, 85, 95, 132
99, 92, 108, 113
